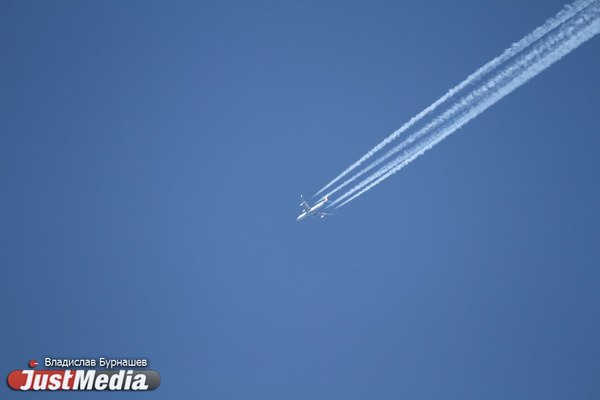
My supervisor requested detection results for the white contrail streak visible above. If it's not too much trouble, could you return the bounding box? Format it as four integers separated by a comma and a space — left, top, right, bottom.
328, 28, 569, 203
332, 5, 600, 209
314, 0, 595, 197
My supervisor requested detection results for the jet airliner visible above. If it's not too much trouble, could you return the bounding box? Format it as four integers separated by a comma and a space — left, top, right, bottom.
296, 195, 332, 222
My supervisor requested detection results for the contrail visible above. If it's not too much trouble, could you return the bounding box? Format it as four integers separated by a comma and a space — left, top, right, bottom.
328, 28, 569, 205
332, 6, 600, 208
331, 4, 600, 209
314, 0, 595, 198
323, 33, 546, 201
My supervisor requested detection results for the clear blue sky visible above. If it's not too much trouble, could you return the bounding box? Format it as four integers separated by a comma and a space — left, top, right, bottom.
2, 1, 599, 398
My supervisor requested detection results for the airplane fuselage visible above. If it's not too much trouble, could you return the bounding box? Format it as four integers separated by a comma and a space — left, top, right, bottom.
296, 197, 328, 222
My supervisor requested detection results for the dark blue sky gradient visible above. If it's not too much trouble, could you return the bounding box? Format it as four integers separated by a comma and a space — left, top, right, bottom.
2, 1, 600, 398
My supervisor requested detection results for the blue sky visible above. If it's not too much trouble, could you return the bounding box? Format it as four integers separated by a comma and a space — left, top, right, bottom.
2, 1, 599, 398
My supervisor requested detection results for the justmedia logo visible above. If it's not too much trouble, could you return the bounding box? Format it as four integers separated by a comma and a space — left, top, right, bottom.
7, 358, 160, 391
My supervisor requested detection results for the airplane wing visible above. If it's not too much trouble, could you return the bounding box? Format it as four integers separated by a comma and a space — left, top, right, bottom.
300, 195, 311, 212
317, 212, 333, 219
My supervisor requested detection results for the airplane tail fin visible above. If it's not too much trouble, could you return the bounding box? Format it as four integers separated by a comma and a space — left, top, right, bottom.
300, 195, 311, 211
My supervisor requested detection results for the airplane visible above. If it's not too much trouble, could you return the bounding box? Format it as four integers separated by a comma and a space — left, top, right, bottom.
296, 195, 332, 222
